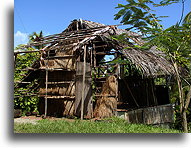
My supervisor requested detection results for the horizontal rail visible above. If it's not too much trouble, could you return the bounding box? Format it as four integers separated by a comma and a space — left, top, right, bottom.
38, 95, 75, 99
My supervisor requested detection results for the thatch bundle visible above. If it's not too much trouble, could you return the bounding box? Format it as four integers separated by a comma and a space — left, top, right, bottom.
39, 82, 75, 96
94, 75, 117, 118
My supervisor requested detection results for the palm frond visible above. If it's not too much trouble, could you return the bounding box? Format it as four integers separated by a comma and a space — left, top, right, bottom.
183, 11, 191, 24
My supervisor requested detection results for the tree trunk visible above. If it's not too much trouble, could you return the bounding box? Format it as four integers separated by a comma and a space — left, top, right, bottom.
182, 111, 188, 132
182, 86, 191, 133
173, 62, 184, 113
172, 60, 190, 133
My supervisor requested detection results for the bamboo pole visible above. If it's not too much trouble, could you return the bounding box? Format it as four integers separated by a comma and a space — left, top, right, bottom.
81, 45, 86, 120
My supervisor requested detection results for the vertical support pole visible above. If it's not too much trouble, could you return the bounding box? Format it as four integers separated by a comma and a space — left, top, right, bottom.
45, 68, 48, 117
166, 76, 170, 103
120, 55, 125, 79
90, 43, 93, 118
14, 53, 17, 70
81, 45, 86, 120
45, 51, 49, 118
93, 44, 96, 69
90, 45, 93, 67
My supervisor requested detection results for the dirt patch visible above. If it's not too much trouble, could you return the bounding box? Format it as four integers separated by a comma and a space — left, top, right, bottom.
14, 116, 77, 124
14, 116, 42, 125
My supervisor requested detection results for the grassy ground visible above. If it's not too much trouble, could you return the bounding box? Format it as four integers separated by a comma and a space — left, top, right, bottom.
14, 117, 181, 133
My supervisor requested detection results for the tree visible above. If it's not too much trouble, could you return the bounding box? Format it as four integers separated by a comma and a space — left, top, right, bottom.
14, 30, 45, 115
146, 23, 191, 132
28, 31, 44, 49
115, 0, 191, 132
114, 0, 164, 35
14, 45, 40, 114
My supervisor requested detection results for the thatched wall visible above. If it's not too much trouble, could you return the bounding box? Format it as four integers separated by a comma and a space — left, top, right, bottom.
39, 82, 75, 96
39, 71, 75, 95
38, 70, 75, 117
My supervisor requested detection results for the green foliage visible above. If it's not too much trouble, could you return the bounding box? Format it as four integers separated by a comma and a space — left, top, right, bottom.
154, 77, 166, 85
183, 11, 191, 24
114, 0, 191, 132
145, 24, 191, 68
14, 117, 181, 133
114, 0, 164, 34
14, 45, 40, 114
154, 0, 180, 6
139, 16, 191, 132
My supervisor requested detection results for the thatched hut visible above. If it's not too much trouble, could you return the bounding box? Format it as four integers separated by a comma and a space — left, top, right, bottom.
14, 19, 175, 124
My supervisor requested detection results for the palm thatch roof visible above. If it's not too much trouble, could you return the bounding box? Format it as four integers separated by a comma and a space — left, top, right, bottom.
22, 19, 175, 77
122, 47, 174, 77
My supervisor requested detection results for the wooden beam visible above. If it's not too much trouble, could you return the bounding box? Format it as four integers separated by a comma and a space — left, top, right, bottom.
14, 50, 40, 54
44, 55, 74, 59
46, 81, 74, 84
96, 52, 116, 55
38, 95, 75, 99
40, 68, 75, 71
94, 95, 116, 97
14, 94, 37, 98
14, 81, 31, 84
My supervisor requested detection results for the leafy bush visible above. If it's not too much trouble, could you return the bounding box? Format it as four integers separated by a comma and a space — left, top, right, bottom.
14, 45, 40, 114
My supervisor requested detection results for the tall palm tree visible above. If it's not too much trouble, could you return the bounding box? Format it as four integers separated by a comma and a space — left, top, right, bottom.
28, 31, 44, 50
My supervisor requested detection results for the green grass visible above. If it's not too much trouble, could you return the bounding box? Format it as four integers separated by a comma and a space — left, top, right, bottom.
14, 117, 181, 133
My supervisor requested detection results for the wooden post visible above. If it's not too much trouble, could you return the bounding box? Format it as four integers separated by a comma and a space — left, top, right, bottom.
44, 51, 49, 118
120, 55, 125, 79
45, 68, 48, 117
81, 45, 86, 120
14, 53, 17, 70
93, 44, 96, 68
90, 45, 93, 67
